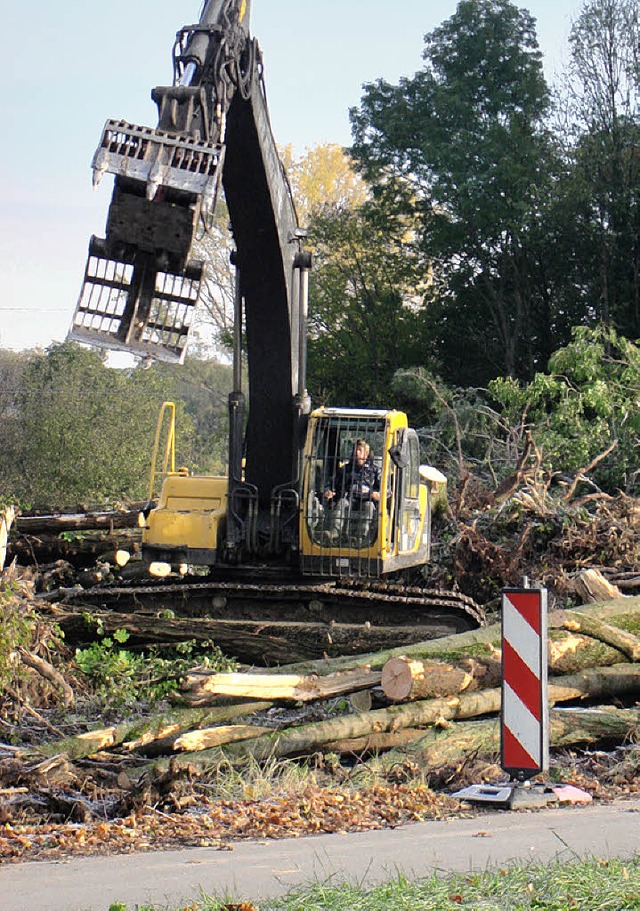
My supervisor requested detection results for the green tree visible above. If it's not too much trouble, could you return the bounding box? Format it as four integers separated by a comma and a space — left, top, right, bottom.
0, 343, 195, 509
490, 325, 640, 494
350, 0, 562, 385
307, 196, 430, 407
154, 354, 233, 476
558, 0, 640, 337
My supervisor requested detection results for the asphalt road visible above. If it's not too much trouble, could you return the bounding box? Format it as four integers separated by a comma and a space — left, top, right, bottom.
3, 799, 640, 911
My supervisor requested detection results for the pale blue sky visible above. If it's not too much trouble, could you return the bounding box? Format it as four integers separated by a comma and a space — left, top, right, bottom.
1, 0, 578, 351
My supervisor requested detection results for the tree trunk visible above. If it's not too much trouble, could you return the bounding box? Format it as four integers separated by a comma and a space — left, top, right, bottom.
180, 666, 382, 705
173, 724, 271, 753
281, 596, 640, 677
323, 729, 428, 755
50, 605, 456, 667
367, 705, 640, 772
381, 655, 501, 702
554, 609, 640, 662
165, 688, 504, 769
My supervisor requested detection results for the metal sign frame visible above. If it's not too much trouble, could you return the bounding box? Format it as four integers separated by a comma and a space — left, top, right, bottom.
501, 586, 549, 780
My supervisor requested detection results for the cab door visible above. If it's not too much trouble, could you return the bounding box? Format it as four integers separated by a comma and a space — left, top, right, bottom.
397, 429, 422, 554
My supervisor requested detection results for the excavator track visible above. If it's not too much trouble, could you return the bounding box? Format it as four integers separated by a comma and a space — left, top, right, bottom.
57, 576, 485, 665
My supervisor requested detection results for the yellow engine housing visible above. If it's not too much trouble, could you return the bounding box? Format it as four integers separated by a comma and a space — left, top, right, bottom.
142, 474, 227, 565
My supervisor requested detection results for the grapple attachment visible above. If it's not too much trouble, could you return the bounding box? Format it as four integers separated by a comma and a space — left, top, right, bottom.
69, 236, 202, 364
91, 118, 223, 208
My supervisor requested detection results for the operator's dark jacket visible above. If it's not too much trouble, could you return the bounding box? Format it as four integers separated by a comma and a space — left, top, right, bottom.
333, 457, 381, 504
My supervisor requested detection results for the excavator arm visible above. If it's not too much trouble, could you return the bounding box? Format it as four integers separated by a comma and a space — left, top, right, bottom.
69, 0, 311, 541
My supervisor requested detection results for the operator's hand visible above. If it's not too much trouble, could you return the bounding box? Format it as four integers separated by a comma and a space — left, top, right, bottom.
371, 491, 380, 503
324, 489, 335, 501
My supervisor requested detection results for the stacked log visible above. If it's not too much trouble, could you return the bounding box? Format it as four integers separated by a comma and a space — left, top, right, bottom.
30, 595, 640, 778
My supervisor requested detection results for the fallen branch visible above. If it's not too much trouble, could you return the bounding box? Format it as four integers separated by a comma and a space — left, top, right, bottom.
18, 648, 75, 707
6, 688, 65, 738
563, 440, 618, 502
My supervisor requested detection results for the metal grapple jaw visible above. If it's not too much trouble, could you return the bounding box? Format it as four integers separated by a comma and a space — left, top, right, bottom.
69, 236, 202, 364
69, 117, 224, 363
91, 118, 223, 208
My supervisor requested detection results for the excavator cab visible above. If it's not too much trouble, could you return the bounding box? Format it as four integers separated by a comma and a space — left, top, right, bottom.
300, 408, 444, 580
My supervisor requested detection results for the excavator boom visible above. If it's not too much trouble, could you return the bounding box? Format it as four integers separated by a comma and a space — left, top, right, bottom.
66, 3, 484, 642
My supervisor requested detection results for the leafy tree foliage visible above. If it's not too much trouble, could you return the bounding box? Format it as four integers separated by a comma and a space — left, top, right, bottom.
490, 325, 640, 493
282, 143, 368, 224
153, 356, 232, 476
349, 0, 571, 385
557, 0, 640, 338
307, 197, 430, 407
0, 344, 232, 511
0, 344, 177, 508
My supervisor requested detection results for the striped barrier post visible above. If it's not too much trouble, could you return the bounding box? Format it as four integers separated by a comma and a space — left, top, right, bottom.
501, 586, 549, 780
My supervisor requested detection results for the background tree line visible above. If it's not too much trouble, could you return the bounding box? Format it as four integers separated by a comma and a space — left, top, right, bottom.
1, 0, 639, 509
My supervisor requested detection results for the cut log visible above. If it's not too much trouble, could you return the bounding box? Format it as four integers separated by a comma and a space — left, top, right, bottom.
8, 530, 141, 569
14, 509, 142, 535
77, 562, 114, 587
548, 662, 640, 703
381, 656, 501, 702
97, 549, 131, 569
123, 724, 184, 752
173, 724, 271, 753
50, 605, 462, 667
554, 609, 640, 662
0, 506, 16, 571
282, 596, 640, 677
36, 701, 276, 761
47, 607, 307, 665
366, 705, 640, 772
166, 688, 504, 769
180, 667, 382, 705
574, 569, 623, 604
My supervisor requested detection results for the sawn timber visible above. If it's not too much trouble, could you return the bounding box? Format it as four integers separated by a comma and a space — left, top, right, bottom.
51, 577, 485, 665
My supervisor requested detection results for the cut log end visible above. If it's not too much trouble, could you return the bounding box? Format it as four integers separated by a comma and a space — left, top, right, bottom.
381, 657, 416, 702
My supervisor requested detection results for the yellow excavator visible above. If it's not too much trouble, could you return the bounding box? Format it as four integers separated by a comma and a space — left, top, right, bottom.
68, 0, 483, 655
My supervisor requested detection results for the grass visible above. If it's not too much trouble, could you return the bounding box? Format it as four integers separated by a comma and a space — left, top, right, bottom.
107, 855, 640, 911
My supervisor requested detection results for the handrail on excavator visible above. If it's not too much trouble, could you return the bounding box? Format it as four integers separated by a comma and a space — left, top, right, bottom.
148, 401, 181, 500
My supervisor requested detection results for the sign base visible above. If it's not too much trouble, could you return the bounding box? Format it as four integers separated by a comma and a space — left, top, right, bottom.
452, 781, 558, 810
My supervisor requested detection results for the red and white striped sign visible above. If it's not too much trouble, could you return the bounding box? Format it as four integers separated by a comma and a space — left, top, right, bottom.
501, 588, 549, 779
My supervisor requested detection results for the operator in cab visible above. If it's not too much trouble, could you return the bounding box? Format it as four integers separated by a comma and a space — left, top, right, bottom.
323, 439, 381, 543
